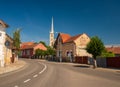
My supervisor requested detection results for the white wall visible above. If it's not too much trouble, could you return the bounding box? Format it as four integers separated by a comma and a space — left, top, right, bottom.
0, 25, 6, 67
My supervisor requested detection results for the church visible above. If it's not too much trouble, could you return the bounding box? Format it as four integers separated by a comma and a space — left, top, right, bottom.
49, 17, 91, 62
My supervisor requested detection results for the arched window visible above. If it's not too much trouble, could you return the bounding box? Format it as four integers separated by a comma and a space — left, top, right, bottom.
5, 40, 10, 47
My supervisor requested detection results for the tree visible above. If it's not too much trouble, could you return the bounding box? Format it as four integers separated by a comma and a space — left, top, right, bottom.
35, 49, 45, 58
39, 41, 47, 47
13, 29, 21, 49
39, 41, 55, 56
13, 29, 21, 60
47, 46, 55, 55
45, 46, 55, 60
86, 36, 105, 68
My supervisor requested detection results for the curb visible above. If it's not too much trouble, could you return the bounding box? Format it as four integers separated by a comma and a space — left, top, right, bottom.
0, 60, 26, 75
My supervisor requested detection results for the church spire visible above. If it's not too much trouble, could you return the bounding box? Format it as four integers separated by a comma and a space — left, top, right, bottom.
49, 17, 54, 47
51, 16, 54, 33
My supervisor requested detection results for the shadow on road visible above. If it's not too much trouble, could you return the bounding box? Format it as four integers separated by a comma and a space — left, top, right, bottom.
73, 65, 90, 68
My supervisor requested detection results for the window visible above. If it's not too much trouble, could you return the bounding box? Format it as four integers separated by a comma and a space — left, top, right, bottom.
66, 51, 69, 56
5, 40, 10, 47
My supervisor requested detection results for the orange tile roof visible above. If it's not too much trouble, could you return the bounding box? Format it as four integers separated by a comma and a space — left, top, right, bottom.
20, 42, 34, 49
34, 43, 47, 50
60, 33, 71, 43
106, 47, 120, 54
21, 44, 37, 49
20, 42, 47, 50
21, 42, 34, 46
65, 34, 82, 43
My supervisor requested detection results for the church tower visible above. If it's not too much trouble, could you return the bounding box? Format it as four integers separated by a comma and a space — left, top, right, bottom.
49, 17, 54, 47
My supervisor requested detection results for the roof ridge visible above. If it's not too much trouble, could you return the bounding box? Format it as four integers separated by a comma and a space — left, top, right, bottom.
64, 33, 82, 43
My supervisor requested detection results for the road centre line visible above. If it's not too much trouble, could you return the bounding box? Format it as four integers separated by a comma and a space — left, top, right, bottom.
14, 85, 19, 87
33, 74, 38, 78
39, 63, 47, 74
23, 79, 31, 83
13, 62, 47, 87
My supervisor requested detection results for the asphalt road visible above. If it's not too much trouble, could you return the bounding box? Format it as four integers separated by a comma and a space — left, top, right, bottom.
0, 59, 120, 87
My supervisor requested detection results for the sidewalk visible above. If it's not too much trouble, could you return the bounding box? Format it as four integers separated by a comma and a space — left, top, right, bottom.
52, 61, 120, 72
0, 60, 26, 74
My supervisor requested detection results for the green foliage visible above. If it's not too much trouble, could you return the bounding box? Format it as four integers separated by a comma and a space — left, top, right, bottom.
46, 46, 55, 55
13, 29, 21, 49
35, 49, 45, 56
86, 36, 105, 59
101, 50, 115, 57
13, 29, 21, 55
35, 42, 55, 57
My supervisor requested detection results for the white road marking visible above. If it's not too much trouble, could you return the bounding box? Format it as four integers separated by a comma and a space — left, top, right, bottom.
14, 85, 19, 87
33, 74, 38, 78
23, 79, 31, 83
22, 63, 47, 84
39, 63, 47, 74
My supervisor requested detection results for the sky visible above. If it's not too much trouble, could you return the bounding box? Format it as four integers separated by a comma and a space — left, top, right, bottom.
0, 0, 120, 45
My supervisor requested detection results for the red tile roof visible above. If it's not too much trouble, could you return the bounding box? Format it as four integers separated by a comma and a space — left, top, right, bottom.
21, 42, 34, 46
60, 33, 71, 43
58, 33, 86, 43
20, 42, 34, 49
65, 34, 82, 43
21, 44, 37, 49
106, 46, 120, 54
20, 42, 47, 50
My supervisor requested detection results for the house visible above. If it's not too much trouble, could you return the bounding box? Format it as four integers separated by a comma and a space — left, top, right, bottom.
5, 34, 14, 65
54, 33, 91, 62
106, 45, 120, 57
0, 20, 9, 67
20, 42, 47, 58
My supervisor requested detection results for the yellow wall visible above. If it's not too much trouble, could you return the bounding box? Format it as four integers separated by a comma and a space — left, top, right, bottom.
74, 33, 91, 57
4, 47, 12, 65
4, 34, 13, 65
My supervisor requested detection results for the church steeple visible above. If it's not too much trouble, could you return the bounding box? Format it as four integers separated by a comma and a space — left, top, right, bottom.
51, 17, 54, 33
49, 17, 54, 47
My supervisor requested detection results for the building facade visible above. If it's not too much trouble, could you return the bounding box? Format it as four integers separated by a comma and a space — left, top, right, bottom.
54, 33, 91, 62
0, 20, 8, 67
5, 34, 13, 65
20, 42, 47, 58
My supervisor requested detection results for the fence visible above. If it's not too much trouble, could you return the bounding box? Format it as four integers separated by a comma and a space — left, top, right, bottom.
74, 56, 88, 64
88, 57, 120, 68
106, 57, 120, 68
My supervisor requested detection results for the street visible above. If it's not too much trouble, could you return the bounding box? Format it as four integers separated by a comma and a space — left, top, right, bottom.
0, 59, 120, 87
